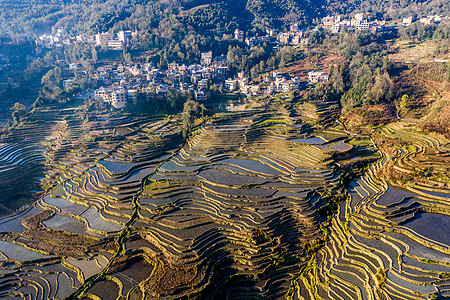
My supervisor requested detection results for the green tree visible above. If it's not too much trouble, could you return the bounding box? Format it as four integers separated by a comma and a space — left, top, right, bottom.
123, 52, 133, 65
401, 94, 409, 108
41, 67, 62, 90
182, 99, 200, 138
11, 102, 27, 123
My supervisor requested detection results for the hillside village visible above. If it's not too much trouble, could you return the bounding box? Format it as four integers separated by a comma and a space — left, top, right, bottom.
34, 12, 448, 51
88, 53, 306, 108
2, 11, 447, 111
28, 11, 447, 109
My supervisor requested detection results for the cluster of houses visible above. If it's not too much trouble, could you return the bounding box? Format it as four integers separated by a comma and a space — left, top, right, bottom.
224, 71, 302, 97
233, 24, 309, 47
321, 13, 386, 33
35, 12, 448, 51
322, 13, 448, 34
37, 28, 137, 50
402, 15, 444, 26
91, 51, 227, 108
85, 51, 329, 108
417, 15, 444, 26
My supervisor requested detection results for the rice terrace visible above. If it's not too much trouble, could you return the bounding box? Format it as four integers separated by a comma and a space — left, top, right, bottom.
0, 92, 446, 299
0, 0, 449, 299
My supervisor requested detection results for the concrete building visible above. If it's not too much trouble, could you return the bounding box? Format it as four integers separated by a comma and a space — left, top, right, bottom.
267, 28, 277, 37
278, 33, 291, 44
198, 79, 209, 89
267, 82, 276, 94
127, 89, 138, 103
354, 19, 370, 30
351, 14, 370, 30
108, 40, 123, 50
110, 89, 127, 108
290, 23, 300, 32
69, 63, 82, 69
225, 79, 238, 92
216, 66, 228, 77
245, 37, 258, 47
420, 15, 441, 25
273, 72, 283, 79
76, 35, 94, 43
118, 30, 133, 43
308, 71, 329, 83
201, 51, 213, 66
234, 29, 244, 42
95, 32, 112, 46
322, 16, 341, 31
63, 79, 74, 90
95, 87, 107, 101
168, 62, 179, 71
291, 35, 302, 44
403, 17, 413, 26
195, 89, 209, 102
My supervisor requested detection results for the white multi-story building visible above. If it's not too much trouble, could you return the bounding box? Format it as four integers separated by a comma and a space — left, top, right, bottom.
245, 37, 258, 47
108, 40, 123, 50
225, 79, 238, 92
308, 71, 329, 83
419, 15, 441, 25
201, 51, 213, 66
95, 32, 112, 46
322, 16, 341, 31
95, 87, 108, 101
118, 30, 133, 43
403, 17, 413, 26
234, 29, 244, 42
354, 19, 370, 30
63, 79, 74, 90
95, 87, 128, 108
195, 89, 209, 102
110, 89, 127, 108
351, 13, 370, 30
198, 79, 209, 89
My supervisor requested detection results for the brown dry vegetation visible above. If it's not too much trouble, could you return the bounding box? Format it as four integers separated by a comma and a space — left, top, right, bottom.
373, 132, 450, 188
0, 210, 116, 256
281, 53, 346, 79
142, 257, 202, 298
341, 104, 397, 132
393, 60, 450, 128
254, 53, 347, 83
22, 209, 54, 229
388, 40, 449, 63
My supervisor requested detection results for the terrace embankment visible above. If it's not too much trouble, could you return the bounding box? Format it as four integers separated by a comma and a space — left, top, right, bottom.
0, 102, 379, 299
297, 120, 450, 300
114, 109, 371, 299
0, 105, 185, 299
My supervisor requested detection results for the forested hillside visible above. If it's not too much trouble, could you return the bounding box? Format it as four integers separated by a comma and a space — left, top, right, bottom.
1, 0, 448, 38
0, 0, 315, 35
326, 0, 449, 19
